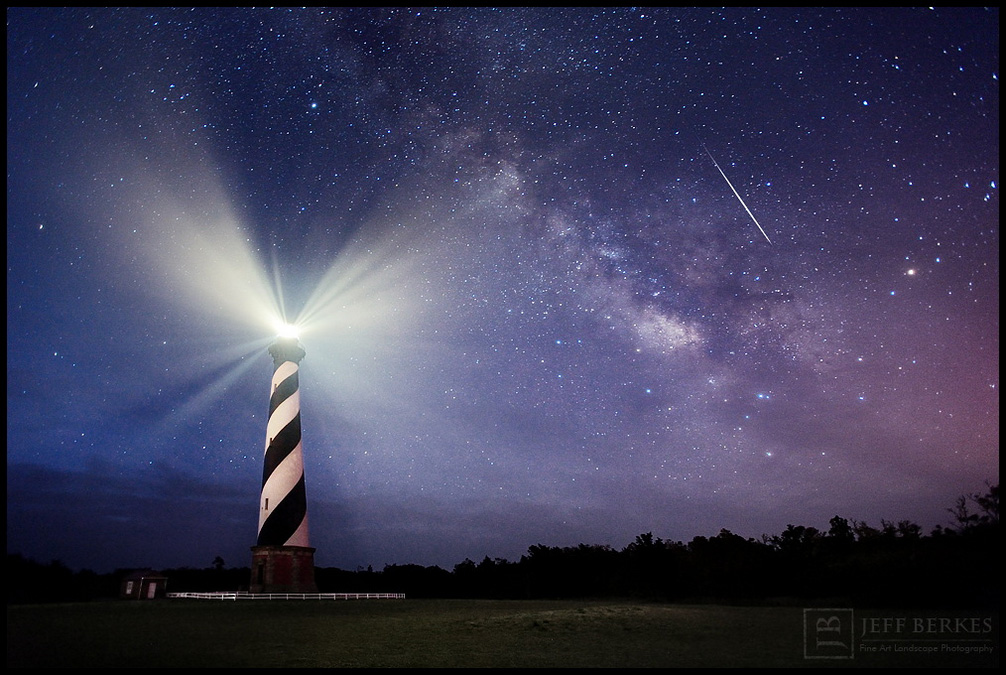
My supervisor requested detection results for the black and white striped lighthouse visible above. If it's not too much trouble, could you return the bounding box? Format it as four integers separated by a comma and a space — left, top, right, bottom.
250, 334, 318, 593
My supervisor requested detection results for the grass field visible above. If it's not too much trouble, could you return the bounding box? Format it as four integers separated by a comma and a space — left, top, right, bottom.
7, 599, 998, 668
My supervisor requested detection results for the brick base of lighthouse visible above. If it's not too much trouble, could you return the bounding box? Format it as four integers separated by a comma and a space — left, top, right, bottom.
250, 545, 318, 593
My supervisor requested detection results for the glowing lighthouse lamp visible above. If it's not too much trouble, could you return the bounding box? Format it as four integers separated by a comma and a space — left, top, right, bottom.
250, 321, 319, 593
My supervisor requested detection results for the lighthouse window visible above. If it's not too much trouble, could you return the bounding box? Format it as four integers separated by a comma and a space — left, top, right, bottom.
264, 498, 269, 510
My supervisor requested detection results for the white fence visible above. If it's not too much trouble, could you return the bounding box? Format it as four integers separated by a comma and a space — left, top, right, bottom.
167, 592, 405, 601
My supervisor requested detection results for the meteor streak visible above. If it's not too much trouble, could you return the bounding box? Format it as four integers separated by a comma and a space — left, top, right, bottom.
704, 146, 773, 245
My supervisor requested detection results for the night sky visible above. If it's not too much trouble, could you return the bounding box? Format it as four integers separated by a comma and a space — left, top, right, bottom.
7, 8, 999, 574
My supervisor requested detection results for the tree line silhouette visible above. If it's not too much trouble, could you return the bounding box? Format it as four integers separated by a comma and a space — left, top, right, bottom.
9, 483, 997, 607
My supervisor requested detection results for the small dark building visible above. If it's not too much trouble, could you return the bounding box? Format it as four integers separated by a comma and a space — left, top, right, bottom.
119, 569, 168, 600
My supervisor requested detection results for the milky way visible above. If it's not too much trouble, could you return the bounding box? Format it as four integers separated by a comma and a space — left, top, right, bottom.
7, 7, 998, 572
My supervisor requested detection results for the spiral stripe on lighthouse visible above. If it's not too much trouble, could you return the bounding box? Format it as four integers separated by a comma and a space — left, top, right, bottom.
257, 348, 310, 548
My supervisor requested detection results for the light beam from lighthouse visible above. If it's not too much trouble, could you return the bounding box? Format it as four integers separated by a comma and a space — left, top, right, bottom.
250, 332, 318, 593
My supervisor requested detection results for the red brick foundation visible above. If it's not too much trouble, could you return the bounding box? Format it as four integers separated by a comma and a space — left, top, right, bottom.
250, 545, 318, 593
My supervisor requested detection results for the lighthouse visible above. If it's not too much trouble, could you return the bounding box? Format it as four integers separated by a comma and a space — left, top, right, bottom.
250, 333, 318, 593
